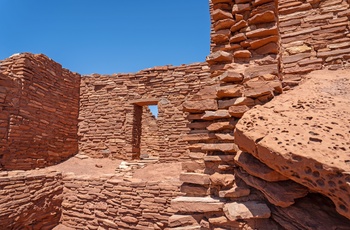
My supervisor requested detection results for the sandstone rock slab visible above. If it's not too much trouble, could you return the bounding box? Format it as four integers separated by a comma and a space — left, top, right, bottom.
235, 69, 350, 219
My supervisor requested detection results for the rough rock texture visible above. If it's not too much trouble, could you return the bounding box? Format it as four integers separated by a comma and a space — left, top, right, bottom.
0, 53, 80, 170
235, 69, 350, 219
0, 170, 63, 229
79, 63, 214, 161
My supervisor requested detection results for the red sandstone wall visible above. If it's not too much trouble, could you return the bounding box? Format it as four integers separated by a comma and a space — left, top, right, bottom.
279, 0, 350, 78
61, 175, 181, 229
0, 170, 63, 229
0, 53, 80, 170
78, 63, 214, 161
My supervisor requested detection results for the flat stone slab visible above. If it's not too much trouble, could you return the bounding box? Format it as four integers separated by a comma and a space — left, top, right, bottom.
171, 196, 224, 213
180, 173, 210, 185
224, 201, 271, 221
234, 69, 350, 219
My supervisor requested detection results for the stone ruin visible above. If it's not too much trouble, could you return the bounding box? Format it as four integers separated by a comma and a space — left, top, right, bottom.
1, 0, 350, 229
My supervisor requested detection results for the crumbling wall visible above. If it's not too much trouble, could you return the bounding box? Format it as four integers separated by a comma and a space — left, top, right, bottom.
279, 0, 350, 78
61, 175, 181, 229
0, 170, 63, 229
0, 53, 80, 170
78, 63, 214, 161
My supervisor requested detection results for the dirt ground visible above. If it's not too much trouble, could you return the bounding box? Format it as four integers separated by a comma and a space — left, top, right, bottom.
47, 154, 182, 182
49, 155, 123, 176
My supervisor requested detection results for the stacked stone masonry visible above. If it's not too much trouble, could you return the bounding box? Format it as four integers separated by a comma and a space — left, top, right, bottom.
79, 63, 214, 161
61, 175, 182, 229
1, 0, 350, 229
0, 170, 63, 229
0, 53, 80, 170
279, 0, 350, 79
168, 0, 350, 229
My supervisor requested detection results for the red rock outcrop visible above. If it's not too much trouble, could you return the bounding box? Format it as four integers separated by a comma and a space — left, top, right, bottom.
235, 69, 350, 221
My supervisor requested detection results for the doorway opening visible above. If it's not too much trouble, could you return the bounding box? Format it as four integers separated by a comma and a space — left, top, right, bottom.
131, 98, 159, 160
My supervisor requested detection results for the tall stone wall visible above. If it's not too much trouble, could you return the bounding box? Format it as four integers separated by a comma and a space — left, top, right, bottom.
169, 1, 350, 229
279, 0, 350, 78
0, 53, 81, 170
61, 175, 182, 229
169, 0, 284, 228
0, 170, 63, 229
78, 63, 214, 161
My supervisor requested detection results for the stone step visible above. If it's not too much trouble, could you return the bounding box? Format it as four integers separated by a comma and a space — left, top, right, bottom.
223, 201, 271, 221
179, 173, 210, 185
171, 196, 224, 213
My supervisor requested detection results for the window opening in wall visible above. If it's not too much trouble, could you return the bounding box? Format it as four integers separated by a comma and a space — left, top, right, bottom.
148, 105, 158, 119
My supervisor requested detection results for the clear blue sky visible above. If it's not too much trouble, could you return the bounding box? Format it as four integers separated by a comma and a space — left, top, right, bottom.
0, 0, 210, 75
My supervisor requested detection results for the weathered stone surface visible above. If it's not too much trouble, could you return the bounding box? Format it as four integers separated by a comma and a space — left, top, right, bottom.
235, 151, 289, 182
181, 183, 210, 197
244, 64, 278, 79
218, 184, 250, 198
206, 119, 237, 131
218, 70, 243, 83
206, 51, 233, 64
171, 196, 224, 212
255, 42, 278, 55
183, 99, 218, 113
233, 50, 252, 58
271, 194, 350, 230
201, 143, 239, 153
218, 97, 255, 109
214, 18, 236, 31
212, 9, 233, 21
210, 172, 235, 187
248, 11, 275, 24
236, 168, 308, 207
216, 85, 244, 98
180, 173, 210, 185
168, 215, 198, 227
224, 201, 271, 221
228, 105, 250, 118
201, 110, 230, 120
235, 69, 350, 219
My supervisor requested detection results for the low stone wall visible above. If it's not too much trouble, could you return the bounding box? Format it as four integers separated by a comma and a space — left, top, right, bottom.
0, 170, 63, 229
0, 53, 80, 170
279, 0, 350, 77
79, 63, 214, 161
61, 174, 182, 229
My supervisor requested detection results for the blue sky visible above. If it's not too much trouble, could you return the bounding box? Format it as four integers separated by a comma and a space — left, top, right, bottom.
0, 0, 210, 75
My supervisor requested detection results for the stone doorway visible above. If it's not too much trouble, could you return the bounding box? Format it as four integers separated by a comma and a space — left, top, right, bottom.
131, 98, 159, 159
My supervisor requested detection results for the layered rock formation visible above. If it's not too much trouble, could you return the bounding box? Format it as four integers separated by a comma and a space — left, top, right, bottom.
235, 69, 350, 223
